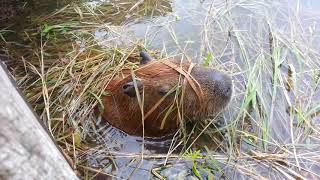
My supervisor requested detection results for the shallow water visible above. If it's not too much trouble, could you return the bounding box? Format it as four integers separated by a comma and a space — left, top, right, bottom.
2, 0, 320, 179
88, 0, 320, 178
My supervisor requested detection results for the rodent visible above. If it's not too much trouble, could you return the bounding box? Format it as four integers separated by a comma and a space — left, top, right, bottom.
102, 51, 232, 137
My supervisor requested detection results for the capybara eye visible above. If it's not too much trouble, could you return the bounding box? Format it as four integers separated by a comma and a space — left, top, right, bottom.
122, 84, 131, 90
122, 80, 143, 97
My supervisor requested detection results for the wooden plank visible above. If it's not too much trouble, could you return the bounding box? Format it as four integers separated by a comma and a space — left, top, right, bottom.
0, 61, 79, 180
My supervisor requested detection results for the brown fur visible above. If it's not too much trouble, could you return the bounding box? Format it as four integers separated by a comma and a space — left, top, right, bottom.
102, 59, 232, 137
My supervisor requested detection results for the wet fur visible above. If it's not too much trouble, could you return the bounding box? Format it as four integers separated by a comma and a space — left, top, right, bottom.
102, 59, 232, 137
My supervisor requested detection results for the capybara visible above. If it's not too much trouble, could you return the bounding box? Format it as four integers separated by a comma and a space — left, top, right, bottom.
102, 51, 232, 137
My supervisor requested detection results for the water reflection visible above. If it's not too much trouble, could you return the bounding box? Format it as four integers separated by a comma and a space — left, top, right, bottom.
86, 117, 185, 179
89, 0, 320, 178
2, 0, 320, 179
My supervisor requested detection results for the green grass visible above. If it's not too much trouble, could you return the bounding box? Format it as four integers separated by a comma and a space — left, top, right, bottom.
2, 0, 320, 179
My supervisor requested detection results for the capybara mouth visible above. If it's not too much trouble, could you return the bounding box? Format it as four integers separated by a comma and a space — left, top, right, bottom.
102, 51, 232, 137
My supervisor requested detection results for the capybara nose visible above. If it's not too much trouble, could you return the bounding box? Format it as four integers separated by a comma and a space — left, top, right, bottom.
211, 71, 233, 98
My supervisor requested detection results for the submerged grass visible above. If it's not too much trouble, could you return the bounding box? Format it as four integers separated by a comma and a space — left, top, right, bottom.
2, 0, 320, 179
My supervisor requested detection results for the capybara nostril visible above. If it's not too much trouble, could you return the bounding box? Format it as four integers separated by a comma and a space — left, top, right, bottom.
210, 71, 233, 99
223, 85, 232, 98
220, 76, 232, 98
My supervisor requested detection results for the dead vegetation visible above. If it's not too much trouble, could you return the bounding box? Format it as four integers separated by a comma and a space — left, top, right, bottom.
1, 0, 320, 179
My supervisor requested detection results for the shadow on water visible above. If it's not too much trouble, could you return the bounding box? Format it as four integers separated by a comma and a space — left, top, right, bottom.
85, 116, 226, 179
2, 0, 320, 179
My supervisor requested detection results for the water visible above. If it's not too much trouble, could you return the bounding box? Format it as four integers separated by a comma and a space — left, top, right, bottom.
2, 0, 320, 179
88, 0, 320, 178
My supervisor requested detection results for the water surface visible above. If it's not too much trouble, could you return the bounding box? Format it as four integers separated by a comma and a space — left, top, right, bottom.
2, 0, 320, 179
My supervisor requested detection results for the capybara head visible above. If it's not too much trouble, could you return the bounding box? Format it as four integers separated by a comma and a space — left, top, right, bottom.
102, 51, 232, 137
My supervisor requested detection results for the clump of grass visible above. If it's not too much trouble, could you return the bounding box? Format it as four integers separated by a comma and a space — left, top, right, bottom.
2, 0, 320, 179
3, 13, 146, 179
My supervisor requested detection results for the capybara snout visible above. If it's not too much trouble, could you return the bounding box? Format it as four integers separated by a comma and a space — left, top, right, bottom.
102, 52, 232, 137
208, 71, 233, 100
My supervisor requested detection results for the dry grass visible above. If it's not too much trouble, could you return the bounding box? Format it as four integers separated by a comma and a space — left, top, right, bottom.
1, 0, 320, 179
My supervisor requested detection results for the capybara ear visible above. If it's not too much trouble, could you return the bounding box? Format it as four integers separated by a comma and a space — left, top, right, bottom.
140, 51, 153, 65
122, 80, 143, 97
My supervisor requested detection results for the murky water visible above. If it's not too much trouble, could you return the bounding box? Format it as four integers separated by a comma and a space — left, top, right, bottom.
2, 0, 320, 179
89, 0, 320, 179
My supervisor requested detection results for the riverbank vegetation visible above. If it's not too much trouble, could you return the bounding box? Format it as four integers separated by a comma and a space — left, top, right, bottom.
1, 0, 320, 179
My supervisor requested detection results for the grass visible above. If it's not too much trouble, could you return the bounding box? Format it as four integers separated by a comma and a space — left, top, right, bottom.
2, 0, 320, 179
